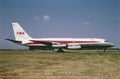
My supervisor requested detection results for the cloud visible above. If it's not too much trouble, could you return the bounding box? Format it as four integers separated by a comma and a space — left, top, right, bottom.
43, 15, 50, 21
83, 22, 89, 25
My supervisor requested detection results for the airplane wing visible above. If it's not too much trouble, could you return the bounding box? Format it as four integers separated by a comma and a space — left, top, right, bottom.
30, 40, 81, 49
30, 40, 66, 48
30, 40, 53, 47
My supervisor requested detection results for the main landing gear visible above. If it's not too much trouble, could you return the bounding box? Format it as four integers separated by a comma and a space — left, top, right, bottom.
55, 48, 64, 52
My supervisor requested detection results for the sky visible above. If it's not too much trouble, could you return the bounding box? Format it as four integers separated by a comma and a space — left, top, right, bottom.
0, 0, 120, 49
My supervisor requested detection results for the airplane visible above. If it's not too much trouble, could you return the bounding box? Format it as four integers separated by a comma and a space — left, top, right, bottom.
6, 22, 114, 52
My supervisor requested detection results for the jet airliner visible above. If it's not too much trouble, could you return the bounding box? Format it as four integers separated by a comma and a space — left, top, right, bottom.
6, 22, 114, 52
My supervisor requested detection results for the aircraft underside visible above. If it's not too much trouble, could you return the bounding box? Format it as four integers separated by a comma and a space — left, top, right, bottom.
29, 45, 111, 52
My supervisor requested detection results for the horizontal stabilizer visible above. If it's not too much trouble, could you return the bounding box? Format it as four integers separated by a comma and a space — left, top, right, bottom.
5, 39, 22, 43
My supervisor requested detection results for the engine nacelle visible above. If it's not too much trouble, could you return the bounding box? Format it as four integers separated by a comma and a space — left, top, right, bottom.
52, 44, 66, 48
67, 43, 81, 49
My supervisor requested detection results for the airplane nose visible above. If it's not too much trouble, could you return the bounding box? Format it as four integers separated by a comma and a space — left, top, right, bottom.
110, 43, 114, 47
106, 42, 114, 47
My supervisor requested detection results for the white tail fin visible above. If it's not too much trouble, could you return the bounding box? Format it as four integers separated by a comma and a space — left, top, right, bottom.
12, 22, 32, 41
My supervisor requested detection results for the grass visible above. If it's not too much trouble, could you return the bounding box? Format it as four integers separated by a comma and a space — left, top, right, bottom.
0, 50, 120, 79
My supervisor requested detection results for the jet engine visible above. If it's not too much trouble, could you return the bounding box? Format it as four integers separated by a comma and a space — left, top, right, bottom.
52, 44, 66, 48
67, 43, 81, 49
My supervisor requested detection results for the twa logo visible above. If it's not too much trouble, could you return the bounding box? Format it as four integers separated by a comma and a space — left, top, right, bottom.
17, 32, 25, 35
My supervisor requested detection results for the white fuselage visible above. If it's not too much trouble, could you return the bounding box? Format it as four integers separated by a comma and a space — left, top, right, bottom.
24, 38, 113, 48
6, 22, 114, 50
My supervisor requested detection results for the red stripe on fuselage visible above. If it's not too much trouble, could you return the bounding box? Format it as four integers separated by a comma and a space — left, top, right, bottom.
26, 40, 98, 45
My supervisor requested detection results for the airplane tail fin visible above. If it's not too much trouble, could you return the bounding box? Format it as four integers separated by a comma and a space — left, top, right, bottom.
12, 22, 32, 41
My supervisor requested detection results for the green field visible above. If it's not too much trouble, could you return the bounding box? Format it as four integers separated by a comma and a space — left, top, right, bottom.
0, 50, 120, 79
